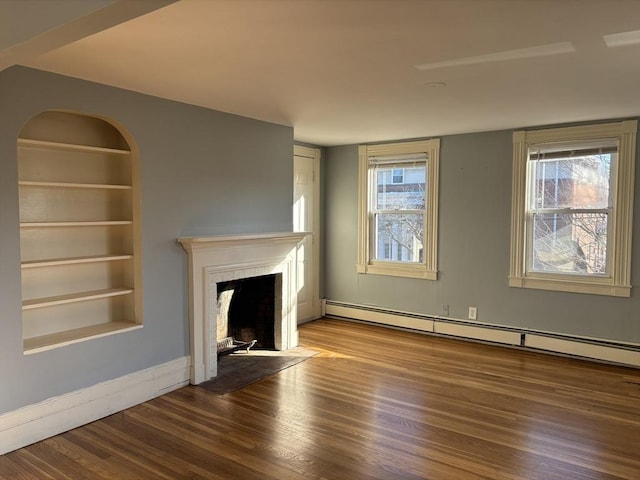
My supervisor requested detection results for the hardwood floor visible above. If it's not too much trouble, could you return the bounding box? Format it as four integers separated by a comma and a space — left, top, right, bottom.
2, 318, 639, 479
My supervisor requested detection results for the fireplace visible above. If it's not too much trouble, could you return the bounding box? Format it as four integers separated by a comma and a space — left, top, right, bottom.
178, 232, 307, 384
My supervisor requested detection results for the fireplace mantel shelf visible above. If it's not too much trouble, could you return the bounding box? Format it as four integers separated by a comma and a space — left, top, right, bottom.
178, 231, 308, 250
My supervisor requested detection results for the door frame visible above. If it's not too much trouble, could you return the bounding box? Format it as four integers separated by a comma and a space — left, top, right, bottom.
294, 144, 321, 322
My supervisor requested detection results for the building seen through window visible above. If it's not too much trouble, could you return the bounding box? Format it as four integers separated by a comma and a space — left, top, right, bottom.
529, 153, 612, 276
375, 166, 425, 262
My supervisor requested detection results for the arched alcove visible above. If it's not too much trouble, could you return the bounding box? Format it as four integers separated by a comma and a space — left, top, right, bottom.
18, 110, 142, 353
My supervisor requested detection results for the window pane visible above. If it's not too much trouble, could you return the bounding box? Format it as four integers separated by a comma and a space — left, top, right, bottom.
376, 166, 425, 210
531, 212, 608, 275
374, 212, 423, 262
532, 154, 612, 209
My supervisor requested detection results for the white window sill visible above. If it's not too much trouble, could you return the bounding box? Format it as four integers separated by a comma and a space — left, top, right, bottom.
357, 262, 437, 280
509, 275, 630, 297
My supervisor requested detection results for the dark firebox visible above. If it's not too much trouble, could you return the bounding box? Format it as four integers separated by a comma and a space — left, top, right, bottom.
216, 274, 276, 350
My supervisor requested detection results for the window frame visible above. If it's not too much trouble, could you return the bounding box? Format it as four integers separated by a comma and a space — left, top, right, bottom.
357, 139, 440, 279
391, 168, 404, 184
509, 120, 637, 297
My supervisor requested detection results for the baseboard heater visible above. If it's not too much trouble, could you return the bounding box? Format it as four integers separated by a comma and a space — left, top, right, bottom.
323, 300, 640, 367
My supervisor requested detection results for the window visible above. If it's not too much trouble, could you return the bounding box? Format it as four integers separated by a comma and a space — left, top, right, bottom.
358, 139, 440, 279
510, 120, 637, 296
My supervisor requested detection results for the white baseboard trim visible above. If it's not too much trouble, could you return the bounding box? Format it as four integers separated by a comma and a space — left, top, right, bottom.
0, 356, 191, 455
324, 300, 639, 366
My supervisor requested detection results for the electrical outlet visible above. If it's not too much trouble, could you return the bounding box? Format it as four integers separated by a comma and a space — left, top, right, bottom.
442, 304, 449, 316
468, 306, 477, 320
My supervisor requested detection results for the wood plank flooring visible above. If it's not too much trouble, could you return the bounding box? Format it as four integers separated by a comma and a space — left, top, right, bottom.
2, 318, 639, 479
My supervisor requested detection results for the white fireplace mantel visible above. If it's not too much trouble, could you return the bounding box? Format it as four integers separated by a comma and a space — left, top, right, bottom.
178, 232, 307, 384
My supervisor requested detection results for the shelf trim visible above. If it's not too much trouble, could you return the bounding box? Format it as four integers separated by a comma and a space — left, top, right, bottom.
19, 180, 132, 190
22, 255, 133, 268
20, 221, 133, 228
17, 138, 131, 155
22, 288, 134, 310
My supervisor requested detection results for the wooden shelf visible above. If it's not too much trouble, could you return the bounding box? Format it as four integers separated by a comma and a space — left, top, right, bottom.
22, 255, 133, 269
24, 322, 142, 354
19, 180, 132, 190
23, 288, 134, 310
18, 138, 130, 155
20, 221, 133, 228
18, 111, 141, 352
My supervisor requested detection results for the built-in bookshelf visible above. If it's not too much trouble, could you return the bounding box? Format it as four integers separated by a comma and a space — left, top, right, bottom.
18, 112, 142, 353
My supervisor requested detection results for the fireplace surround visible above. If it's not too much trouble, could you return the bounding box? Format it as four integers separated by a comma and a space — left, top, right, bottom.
178, 232, 306, 384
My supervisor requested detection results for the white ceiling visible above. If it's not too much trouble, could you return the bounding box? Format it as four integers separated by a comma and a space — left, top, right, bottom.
14, 0, 640, 146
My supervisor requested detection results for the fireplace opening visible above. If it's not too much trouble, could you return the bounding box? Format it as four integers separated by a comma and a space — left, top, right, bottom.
216, 274, 277, 350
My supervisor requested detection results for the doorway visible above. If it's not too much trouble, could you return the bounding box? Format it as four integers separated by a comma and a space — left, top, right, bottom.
293, 145, 321, 323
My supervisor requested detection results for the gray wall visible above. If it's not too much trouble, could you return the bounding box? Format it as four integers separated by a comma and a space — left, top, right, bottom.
324, 127, 640, 343
0, 66, 293, 414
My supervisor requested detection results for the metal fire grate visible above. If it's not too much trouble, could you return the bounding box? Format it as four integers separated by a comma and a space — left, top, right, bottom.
217, 336, 257, 356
